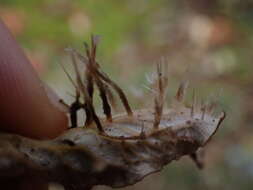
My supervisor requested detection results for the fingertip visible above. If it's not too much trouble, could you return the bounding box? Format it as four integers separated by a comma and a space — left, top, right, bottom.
0, 19, 68, 139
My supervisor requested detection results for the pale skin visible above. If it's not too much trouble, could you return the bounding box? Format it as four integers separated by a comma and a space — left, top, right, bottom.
0, 19, 68, 189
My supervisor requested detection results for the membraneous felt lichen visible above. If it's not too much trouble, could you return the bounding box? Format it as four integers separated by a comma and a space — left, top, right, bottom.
0, 36, 225, 190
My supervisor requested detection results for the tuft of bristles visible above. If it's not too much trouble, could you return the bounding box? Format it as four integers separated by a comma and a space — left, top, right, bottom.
60, 35, 226, 167
0, 36, 225, 190
59, 36, 225, 169
62, 35, 133, 131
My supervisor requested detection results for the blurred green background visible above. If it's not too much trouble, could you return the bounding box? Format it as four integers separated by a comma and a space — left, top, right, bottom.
1, 0, 253, 189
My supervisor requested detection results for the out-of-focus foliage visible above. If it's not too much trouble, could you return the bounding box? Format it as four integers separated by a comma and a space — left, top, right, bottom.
1, 0, 253, 190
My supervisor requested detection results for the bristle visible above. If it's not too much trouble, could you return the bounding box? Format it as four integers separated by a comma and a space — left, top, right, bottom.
206, 101, 216, 113
104, 84, 117, 110
157, 62, 163, 94
91, 35, 100, 61
59, 99, 70, 109
57, 61, 79, 91
139, 123, 146, 139
205, 90, 222, 113
83, 41, 89, 50
153, 62, 167, 129
160, 57, 168, 89
176, 80, 189, 102
143, 84, 156, 94
68, 49, 104, 132
145, 72, 156, 85
87, 35, 113, 123
98, 70, 133, 116
190, 152, 204, 169
69, 89, 83, 128
201, 104, 206, 120
74, 51, 133, 117
92, 35, 101, 46
66, 91, 76, 98
96, 78, 112, 122
153, 98, 162, 129
68, 50, 84, 89
191, 89, 196, 118
85, 37, 97, 99
83, 41, 91, 60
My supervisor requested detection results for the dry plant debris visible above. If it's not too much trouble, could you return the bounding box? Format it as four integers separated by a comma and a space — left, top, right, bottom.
0, 36, 225, 190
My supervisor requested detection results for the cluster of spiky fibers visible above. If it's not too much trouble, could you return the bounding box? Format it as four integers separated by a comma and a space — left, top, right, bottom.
0, 36, 225, 190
